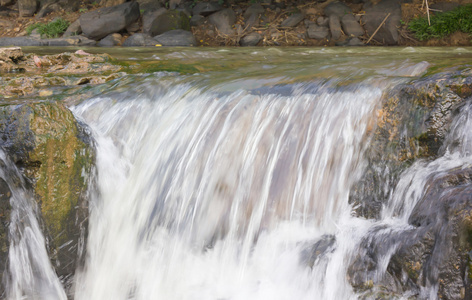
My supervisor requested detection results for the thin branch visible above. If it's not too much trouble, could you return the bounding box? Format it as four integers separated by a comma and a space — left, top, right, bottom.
366, 13, 390, 44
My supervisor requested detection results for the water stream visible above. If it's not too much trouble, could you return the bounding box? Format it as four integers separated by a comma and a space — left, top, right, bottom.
3, 47, 472, 299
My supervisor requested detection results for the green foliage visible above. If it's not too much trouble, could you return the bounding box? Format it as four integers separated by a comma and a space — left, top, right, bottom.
26, 18, 70, 38
408, 4, 472, 40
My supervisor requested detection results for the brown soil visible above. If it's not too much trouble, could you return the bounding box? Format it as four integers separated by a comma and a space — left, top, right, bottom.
0, 0, 471, 47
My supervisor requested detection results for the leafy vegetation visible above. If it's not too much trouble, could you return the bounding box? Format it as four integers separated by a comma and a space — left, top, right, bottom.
408, 4, 472, 40
26, 18, 70, 38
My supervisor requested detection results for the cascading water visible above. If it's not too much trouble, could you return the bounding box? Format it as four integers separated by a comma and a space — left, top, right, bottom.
3, 48, 472, 300
71, 78, 381, 300
0, 151, 66, 300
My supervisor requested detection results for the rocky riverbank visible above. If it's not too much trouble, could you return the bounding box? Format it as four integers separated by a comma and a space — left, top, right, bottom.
0, 0, 471, 47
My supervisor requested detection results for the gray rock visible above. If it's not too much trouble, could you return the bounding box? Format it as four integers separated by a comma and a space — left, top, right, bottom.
80, 1, 140, 40
137, 0, 162, 12
307, 24, 329, 40
35, 2, 60, 19
192, 1, 222, 17
45, 36, 97, 46
245, 12, 260, 29
324, 1, 352, 17
169, 0, 181, 10
240, 32, 262, 46
18, 0, 38, 17
280, 13, 304, 27
243, 3, 264, 19
98, 33, 122, 46
363, 0, 401, 45
329, 14, 342, 40
154, 29, 196, 46
0, 37, 46, 47
126, 20, 140, 34
209, 8, 236, 35
63, 19, 82, 37
145, 9, 190, 36
190, 15, 205, 27
122, 33, 157, 46
142, 8, 167, 34
335, 37, 364, 46
317, 16, 328, 27
100, 0, 127, 7
341, 14, 364, 37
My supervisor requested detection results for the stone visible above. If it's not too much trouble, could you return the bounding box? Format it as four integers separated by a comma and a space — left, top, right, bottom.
280, 12, 304, 27
307, 24, 329, 40
154, 29, 196, 46
137, 0, 162, 12
240, 32, 262, 46
209, 8, 236, 35
18, 0, 38, 17
243, 3, 264, 19
80, 1, 140, 40
45, 36, 97, 46
363, 0, 401, 45
122, 33, 157, 46
335, 37, 364, 46
324, 1, 352, 17
0, 47, 24, 72
142, 8, 167, 34
35, 2, 61, 19
329, 14, 342, 40
126, 20, 140, 33
0, 102, 94, 285
169, 0, 180, 10
0, 37, 46, 47
317, 16, 328, 27
101, 0, 127, 7
192, 1, 222, 17
341, 14, 364, 37
98, 33, 122, 46
63, 19, 82, 37
190, 15, 205, 27
145, 9, 190, 36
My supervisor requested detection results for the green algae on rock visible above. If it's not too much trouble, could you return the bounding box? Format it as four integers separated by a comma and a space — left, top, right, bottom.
0, 101, 94, 284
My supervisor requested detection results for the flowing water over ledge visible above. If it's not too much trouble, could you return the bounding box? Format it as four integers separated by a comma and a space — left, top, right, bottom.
3, 47, 472, 299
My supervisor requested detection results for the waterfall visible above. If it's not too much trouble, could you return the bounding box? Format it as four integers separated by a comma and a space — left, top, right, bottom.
71, 77, 381, 300
0, 151, 66, 300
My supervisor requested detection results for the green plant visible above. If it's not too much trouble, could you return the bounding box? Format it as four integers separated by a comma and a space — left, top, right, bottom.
409, 4, 472, 40
79, 8, 88, 13
26, 18, 70, 38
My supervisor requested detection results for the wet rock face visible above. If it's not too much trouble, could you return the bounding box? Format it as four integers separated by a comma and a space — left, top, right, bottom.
348, 168, 472, 299
0, 102, 95, 287
350, 68, 472, 220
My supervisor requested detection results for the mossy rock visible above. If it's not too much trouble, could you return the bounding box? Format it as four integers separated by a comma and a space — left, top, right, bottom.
0, 101, 94, 285
148, 10, 191, 36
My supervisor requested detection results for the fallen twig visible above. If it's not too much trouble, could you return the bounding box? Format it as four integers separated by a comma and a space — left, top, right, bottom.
366, 13, 391, 44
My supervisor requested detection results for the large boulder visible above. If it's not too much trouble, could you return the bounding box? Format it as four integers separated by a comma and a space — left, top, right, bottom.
341, 14, 364, 37
123, 33, 157, 46
80, 1, 140, 40
280, 13, 304, 27
240, 32, 262, 46
18, 0, 38, 17
307, 24, 329, 40
192, 1, 222, 17
0, 102, 94, 286
209, 8, 236, 35
154, 29, 196, 46
363, 0, 401, 45
145, 9, 190, 36
324, 1, 352, 17
329, 15, 342, 40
